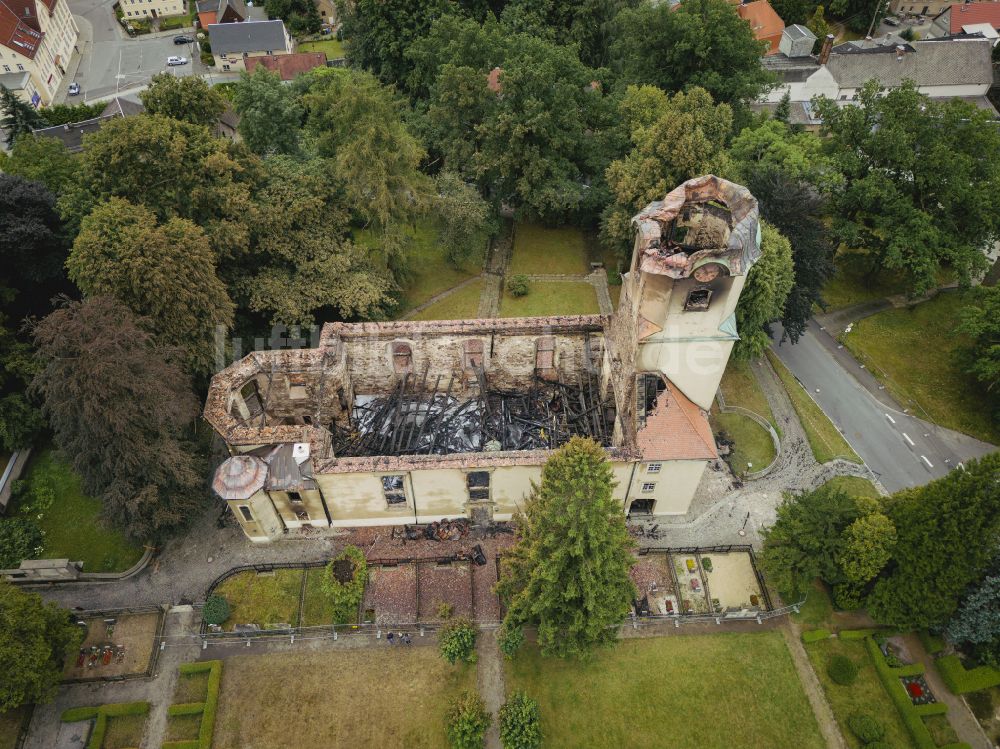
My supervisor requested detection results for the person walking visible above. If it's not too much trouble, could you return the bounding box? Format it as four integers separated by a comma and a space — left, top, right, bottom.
386, 631, 395, 645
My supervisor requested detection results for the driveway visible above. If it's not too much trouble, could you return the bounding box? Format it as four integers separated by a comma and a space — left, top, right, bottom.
770, 320, 996, 493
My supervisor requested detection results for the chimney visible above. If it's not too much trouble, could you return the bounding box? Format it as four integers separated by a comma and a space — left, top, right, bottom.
896, 44, 906, 59
819, 33, 834, 64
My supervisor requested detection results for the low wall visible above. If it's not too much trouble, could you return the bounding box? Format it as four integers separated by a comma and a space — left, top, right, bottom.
714, 392, 781, 480
0, 448, 32, 514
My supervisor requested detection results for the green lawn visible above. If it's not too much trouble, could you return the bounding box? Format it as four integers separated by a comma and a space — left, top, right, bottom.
710, 409, 777, 475
805, 637, 916, 749
792, 580, 836, 630
212, 569, 304, 629
173, 669, 209, 704
12, 449, 143, 573
409, 280, 484, 321
103, 713, 147, 749
968, 687, 1000, 745
300, 567, 336, 626
297, 38, 345, 58
166, 712, 202, 742
505, 633, 825, 749
841, 291, 1000, 445
356, 220, 478, 315
766, 351, 863, 464
719, 358, 777, 428
820, 476, 881, 500
499, 281, 599, 317
821, 249, 953, 311
509, 223, 590, 275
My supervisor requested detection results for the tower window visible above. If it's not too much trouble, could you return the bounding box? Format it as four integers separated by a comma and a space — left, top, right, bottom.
382, 475, 406, 505
684, 287, 713, 311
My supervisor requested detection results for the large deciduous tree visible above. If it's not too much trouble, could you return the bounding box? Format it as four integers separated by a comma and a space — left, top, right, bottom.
434, 171, 494, 267
0, 583, 83, 711
31, 297, 206, 541
497, 437, 635, 658
866, 452, 1000, 628
601, 85, 732, 255
2, 135, 76, 194
0, 175, 68, 308
958, 285, 1000, 399
68, 198, 234, 374
140, 73, 227, 128
500, 0, 631, 68
264, 0, 321, 34
733, 220, 794, 359
231, 66, 303, 155
816, 81, 1000, 296
612, 0, 774, 108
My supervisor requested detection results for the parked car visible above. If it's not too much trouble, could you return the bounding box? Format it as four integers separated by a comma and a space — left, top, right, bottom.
67, 81, 80, 95
884, 16, 900, 25
173, 34, 194, 44
166, 56, 188, 66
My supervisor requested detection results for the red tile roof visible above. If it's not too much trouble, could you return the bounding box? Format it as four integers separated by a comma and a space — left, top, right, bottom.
737, 0, 785, 54
0, 0, 45, 59
941, 2, 1000, 32
244, 51, 327, 80
636, 379, 718, 461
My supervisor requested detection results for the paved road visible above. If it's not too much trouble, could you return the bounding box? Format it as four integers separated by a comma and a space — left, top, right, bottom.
771, 320, 996, 493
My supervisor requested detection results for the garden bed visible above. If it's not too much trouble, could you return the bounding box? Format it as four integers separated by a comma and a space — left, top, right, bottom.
212, 569, 304, 630
62, 611, 161, 681
710, 408, 776, 475
415, 560, 473, 621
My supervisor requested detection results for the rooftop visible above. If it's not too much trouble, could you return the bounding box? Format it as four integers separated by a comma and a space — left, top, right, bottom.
0, 0, 45, 59
245, 51, 327, 80
736, 0, 785, 53
208, 19, 287, 55
827, 37, 994, 88
935, 2, 1000, 33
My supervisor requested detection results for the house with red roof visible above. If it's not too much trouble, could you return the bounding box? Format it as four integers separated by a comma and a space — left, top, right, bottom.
0, 0, 78, 106
737, 0, 786, 54
929, 2, 1000, 39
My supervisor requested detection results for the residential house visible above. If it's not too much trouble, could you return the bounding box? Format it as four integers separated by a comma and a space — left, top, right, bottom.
244, 50, 326, 79
208, 19, 292, 71
314, 0, 337, 27
196, 0, 249, 29
928, 2, 1000, 39
120, 0, 185, 20
737, 0, 786, 54
891, 0, 998, 19
0, 0, 78, 107
205, 175, 761, 542
30, 95, 144, 152
755, 27, 998, 125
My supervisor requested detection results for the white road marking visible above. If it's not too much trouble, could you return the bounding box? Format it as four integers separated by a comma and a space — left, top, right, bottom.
902, 433, 914, 446
921, 455, 934, 469
885, 413, 896, 424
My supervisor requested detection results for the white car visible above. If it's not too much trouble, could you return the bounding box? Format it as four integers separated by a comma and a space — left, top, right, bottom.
67, 82, 80, 95
166, 56, 188, 66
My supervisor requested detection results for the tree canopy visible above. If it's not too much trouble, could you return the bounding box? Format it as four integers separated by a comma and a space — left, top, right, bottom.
497, 437, 635, 658
0, 86, 46, 147
2, 135, 76, 195
734, 220, 794, 359
140, 73, 228, 128
232, 66, 303, 155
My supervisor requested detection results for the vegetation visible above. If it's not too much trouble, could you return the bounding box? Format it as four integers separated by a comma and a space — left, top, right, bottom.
140, 73, 227, 127
212, 569, 304, 629
497, 438, 636, 658
231, 66, 303, 155
439, 619, 477, 665
827, 654, 858, 685
506, 275, 530, 298
410, 280, 484, 321
320, 546, 368, 624
709, 409, 776, 475
297, 38, 345, 58
734, 221, 794, 360
174, 660, 222, 749
508, 224, 589, 276
935, 656, 1000, 695
499, 282, 599, 318
505, 633, 825, 748
946, 575, 1000, 668
718, 358, 776, 427
202, 596, 230, 626
847, 713, 885, 744
0, 583, 83, 711
434, 171, 494, 268
61, 701, 150, 749
445, 690, 491, 749
498, 691, 541, 749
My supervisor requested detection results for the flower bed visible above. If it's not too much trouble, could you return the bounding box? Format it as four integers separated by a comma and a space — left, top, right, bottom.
901, 674, 936, 706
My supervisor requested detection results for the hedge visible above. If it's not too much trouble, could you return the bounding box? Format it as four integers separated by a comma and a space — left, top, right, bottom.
61, 706, 100, 722
839, 628, 882, 640
918, 630, 947, 656
162, 742, 199, 749
61, 701, 150, 749
802, 628, 831, 643
936, 655, 1000, 695
102, 702, 149, 717
167, 702, 205, 716
863, 638, 971, 749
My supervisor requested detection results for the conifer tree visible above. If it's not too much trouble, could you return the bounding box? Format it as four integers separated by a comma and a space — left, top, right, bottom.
497, 437, 636, 658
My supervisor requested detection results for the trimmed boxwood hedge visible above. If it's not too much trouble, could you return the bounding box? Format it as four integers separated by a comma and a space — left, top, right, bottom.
173, 660, 222, 749
802, 628, 831, 643
936, 655, 1000, 695
61, 706, 100, 722
167, 702, 205, 716
838, 628, 883, 640
863, 638, 970, 749
918, 630, 947, 656
60, 701, 150, 749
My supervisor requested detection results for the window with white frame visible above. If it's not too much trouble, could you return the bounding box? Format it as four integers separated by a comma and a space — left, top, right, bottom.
646, 463, 661, 474
640, 482, 656, 493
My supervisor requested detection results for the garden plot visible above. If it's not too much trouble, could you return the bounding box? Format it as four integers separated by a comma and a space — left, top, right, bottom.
702, 553, 765, 611
212, 568, 303, 630
629, 553, 678, 616
362, 563, 418, 625
62, 611, 161, 681
416, 560, 473, 621
675, 555, 711, 614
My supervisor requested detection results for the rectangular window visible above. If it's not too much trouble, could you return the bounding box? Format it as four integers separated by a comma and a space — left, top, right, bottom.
534, 336, 555, 376
16, 64, 24, 71
646, 463, 661, 474
240, 380, 263, 418
391, 342, 412, 374
684, 287, 712, 311
382, 475, 406, 506
467, 471, 490, 501
641, 482, 656, 493
288, 491, 302, 503
238, 505, 253, 522
462, 339, 484, 370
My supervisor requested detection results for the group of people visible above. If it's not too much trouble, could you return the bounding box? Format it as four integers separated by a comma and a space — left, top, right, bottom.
385, 631, 412, 645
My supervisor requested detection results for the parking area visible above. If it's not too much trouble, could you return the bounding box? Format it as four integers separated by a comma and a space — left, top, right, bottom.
76, 34, 198, 100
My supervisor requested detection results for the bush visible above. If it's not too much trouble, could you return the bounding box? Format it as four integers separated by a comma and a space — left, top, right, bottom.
200, 51, 214, 65
802, 628, 831, 643
0, 517, 43, 569
847, 713, 885, 743
918, 630, 947, 655
102, 701, 149, 717
437, 602, 454, 620
440, 618, 477, 665
936, 655, 1000, 694
199, 39, 211, 54
446, 690, 491, 749
507, 275, 530, 297
321, 546, 368, 624
866, 743, 892, 749
202, 595, 229, 626
61, 706, 100, 722
827, 654, 858, 685
499, 691, 541, 749
499, 623, 525, 658
200, 660, 222, 749
840, 628, 882, 640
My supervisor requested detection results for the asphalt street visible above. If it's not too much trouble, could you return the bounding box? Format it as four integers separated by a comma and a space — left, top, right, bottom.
771, 320, 996, 493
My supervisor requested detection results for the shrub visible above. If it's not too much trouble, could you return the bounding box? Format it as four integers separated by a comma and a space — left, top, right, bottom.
201, 595, 229, 626
199, 660, 222, 749
864, 638, 944, 749
866, 743, 892, 749
936, 655, 1000, 694
701, 557, 713, 572
827, 654, 858, 685
321, 546, 368, 624
847, 713, 885, 743
802, 628, 831, 643
200, 51, 214, 65
440, 618, 477, 665
839, 628, 881, 640
437, 602, 454, 620
446, 690, 491, 749
0, 517, 43, 569
833, 583, 864, 610
507, 275, 530, 297
499, 691, 541, 749
499, 623, 525, 658
199, 39, 211, 54
918, 630, 947, 655
62, 706, 100, 722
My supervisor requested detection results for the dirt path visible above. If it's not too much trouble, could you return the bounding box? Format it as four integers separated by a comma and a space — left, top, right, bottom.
901, 634, 993, 749
477, 628, 504, 749
782, 621, 849, 749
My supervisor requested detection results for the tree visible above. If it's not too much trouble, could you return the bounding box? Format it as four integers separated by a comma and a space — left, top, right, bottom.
958, 285, 1000, 396
264, 0, 320, 34
0, 582, 84, 711
231, 66, 303, 155
0, 517, 43, 569
816, 81, 1000, 296
866, 452, 1000, 628
774, 91, 791, 123
31, 297, 206, 541
496, 437, 635, 658
839, 510, 896, 585
498, 691, 542, 749
68, 198, 234, 374
500, 0, 630, 68
770, 0, 816, 25
946, 575, 1000, 667
729, 118, 840, 193
434, 171, 494, 267
759, 484, 862, 598
733, 220, 794, 359
0, 86, 46, 147
439, 618, 477, 664
140, 73, 227, 127
446, 691, 491, 749
38, 101, 105, 126
2, 134, 76, 194
601, 86, 732, 255
612, 0, 774, 108
806, 5, 831, 52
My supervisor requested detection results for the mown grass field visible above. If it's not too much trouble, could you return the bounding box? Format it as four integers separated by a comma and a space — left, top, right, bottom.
212, 569, 303, 629
508, 223, 590, 276
409, 280, 483, 321
499, 281, 599, 317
